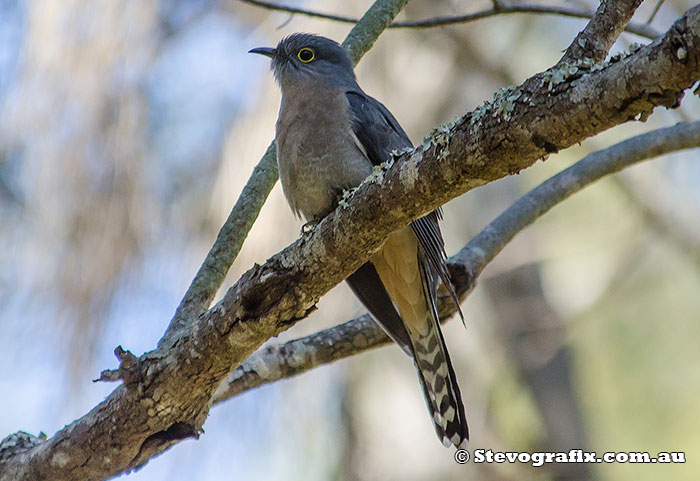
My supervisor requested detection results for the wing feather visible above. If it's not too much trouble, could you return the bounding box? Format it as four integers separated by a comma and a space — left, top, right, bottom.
346, 90, 461, 318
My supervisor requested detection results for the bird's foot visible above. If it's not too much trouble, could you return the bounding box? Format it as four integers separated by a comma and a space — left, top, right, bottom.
300, 220, 317, 235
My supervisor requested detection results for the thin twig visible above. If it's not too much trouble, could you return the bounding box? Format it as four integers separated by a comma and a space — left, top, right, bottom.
340, 0, 409, 65
212, 121, 700, 403
238, 0, 660, 39
647, 0, 666, 25
160, 143, 278, 348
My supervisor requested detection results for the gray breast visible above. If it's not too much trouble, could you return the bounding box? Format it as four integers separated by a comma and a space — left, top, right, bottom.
275, 86, 371, 221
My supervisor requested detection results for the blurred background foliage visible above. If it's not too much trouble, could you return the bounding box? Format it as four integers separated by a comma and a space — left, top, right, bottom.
1, 1, 699, 480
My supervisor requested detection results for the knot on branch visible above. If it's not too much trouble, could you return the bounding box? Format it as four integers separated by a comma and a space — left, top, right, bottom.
447, 261, 477, 299
94, 345, 142, 387
276, 303, 318, 329
531, 134, 560, 154
669, 16, 693, 65
129, 422, 200, 471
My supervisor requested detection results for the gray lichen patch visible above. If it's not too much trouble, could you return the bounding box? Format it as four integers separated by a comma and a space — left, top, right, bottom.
492, 86, 524, 121
337, 187, 357, 209
470, 102, 490, 126
421, 122, 456, 163
247, 350, 282, 380
390, 146, 413, 159
399, 150, 423, 189
541, 63, 584, 91
211, 302, 227, 317
368, 165, 385, 184
466, 85, 529, 127
421, 123, 452, 149
363, 158, 395, 186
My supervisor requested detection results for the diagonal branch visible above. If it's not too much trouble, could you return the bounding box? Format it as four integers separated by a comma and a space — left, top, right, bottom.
2, 5, 699, 481
212, 121, 700, 403
647, 0, 666, 25
238, 0, 659, 40
558, 0, 644, 65
161, 143, 278, 347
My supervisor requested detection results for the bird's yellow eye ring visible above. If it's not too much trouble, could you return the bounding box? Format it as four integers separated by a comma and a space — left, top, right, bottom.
297, 47, 315, 63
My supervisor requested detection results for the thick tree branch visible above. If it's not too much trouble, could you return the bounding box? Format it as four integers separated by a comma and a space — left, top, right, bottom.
3, 5, 699, 481
212, 121, 700, 402
238, 0, 659, 40
160, 0, 409, 347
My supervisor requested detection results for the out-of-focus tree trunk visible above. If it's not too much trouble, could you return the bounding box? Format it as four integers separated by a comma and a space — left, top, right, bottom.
485, 264, 593, 481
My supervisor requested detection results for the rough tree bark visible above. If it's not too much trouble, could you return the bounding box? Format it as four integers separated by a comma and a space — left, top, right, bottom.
1, 3, 699, 481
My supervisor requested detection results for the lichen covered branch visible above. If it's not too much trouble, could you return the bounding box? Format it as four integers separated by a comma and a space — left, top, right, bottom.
212, 121, 700, 403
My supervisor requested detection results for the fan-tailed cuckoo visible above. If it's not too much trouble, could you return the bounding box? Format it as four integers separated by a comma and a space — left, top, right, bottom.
250, 33, 468, 449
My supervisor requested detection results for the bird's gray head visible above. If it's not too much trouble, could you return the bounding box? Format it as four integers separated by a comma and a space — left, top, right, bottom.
249, 33, 356, 90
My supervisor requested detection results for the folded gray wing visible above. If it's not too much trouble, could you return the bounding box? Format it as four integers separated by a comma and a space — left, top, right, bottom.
346, 90, 462, 319
346, 90, 411, 159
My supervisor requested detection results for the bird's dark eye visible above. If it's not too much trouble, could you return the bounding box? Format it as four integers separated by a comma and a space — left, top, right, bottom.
297, 47, 315, 63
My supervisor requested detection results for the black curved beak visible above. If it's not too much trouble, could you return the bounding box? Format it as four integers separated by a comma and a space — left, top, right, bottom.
248, 47, 276, 58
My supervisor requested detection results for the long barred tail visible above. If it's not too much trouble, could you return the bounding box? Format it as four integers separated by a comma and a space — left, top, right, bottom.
410, 320, 469, 449
364, 226, 468, 449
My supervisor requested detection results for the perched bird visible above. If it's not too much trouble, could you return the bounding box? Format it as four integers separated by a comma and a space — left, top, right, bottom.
250, 33, 468, 449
